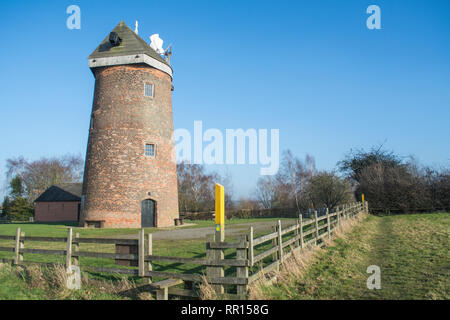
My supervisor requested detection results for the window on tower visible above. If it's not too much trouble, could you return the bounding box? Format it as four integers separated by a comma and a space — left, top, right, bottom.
144, 83, 154, 97
145, 144, 156, 157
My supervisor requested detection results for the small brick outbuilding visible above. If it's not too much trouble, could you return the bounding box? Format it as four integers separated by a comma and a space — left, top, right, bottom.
34, 184, 82, 223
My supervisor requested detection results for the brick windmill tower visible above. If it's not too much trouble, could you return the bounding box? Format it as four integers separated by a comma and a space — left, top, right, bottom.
80, 21, 179, 228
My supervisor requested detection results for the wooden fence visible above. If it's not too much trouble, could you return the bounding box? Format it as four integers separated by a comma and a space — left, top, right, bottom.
0, 201, 367, 300
0, 228, 250, 299
247, 201, 367, 285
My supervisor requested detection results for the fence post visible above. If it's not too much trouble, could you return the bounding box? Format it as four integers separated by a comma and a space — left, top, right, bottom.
156, 288, 168, 300
294, 215, 300, 248
206, 233, 224, 295
20, 231, 25, 261
272, 225, 279, 261
138, 229, 145, 277
326, 208, 331, 239
299, 214, 304, 249
144, 233, 152, 284
236, 234, 249, 299
66, 228, 73, 268
314, 211, 319, 245
73, 233, 79, 266
277, 220, 283, 263
249, 227, 254, 267
336, 205, 340, 226
14, 228, 24, 265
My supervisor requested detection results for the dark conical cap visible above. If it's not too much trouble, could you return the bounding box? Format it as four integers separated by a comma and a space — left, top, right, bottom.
89, 21, 169, 66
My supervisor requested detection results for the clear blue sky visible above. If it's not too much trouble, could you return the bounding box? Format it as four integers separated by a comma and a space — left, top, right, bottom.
0, 0, 449, 199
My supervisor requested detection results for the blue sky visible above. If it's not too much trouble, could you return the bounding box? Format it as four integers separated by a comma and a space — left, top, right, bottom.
0, 0, 449, 199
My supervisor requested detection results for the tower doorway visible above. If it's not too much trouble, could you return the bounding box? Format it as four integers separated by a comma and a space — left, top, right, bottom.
141, 199, 156, 228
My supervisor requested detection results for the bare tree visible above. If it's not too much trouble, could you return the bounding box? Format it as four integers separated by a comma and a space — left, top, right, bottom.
5, 154, 84, 202
283, 150, 302, 214
177, 162, 233, 212
218, 169, 234, 209
339, 146, 450, 213
254, 150, 316, 210
306, 171, 353, 210
280, 150, 316, 213
255, 176, 277, 209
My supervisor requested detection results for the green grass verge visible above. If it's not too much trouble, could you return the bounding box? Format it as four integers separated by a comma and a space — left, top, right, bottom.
257, 213, 450, 300
0, 263, 127, 300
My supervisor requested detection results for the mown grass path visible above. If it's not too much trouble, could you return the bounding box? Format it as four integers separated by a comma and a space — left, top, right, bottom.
258, 213, 449, 300
369, 214, 450, 299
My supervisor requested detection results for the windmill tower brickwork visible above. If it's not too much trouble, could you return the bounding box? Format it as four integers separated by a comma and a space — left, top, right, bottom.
80, 21, 179, 228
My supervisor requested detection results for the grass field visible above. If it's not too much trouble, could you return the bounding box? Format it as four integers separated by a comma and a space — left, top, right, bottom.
0, 217, 288, 237
253, 213, 450, 300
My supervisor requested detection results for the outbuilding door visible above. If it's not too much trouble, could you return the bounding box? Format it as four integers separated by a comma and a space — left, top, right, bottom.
141, 199, 156, 228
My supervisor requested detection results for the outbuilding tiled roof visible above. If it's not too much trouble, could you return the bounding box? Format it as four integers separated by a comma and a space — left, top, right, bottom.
34, 183, 82, 203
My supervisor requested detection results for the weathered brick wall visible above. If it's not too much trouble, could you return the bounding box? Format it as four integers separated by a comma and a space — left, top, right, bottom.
35, 202, 79, 222
80, 64, 179, 228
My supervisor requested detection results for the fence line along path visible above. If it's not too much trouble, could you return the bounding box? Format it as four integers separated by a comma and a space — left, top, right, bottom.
0, 201, 368, 300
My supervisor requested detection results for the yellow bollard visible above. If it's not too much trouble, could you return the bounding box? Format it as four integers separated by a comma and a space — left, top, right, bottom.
362, 194, 365, 203
215, 183, 225, 241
